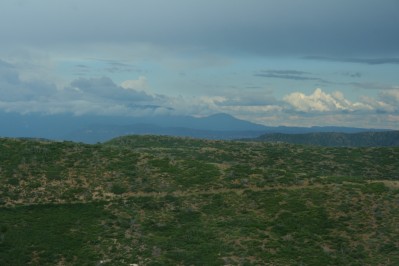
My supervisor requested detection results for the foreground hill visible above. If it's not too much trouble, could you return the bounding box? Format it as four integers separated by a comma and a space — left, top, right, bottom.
249, 130, 399, 147
1, 135, 399, 265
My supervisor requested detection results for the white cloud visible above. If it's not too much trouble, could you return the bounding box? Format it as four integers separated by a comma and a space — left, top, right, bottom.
387, 114, 399, 123
283, 88, 370, 112
1, 59, 398, 130
69, 76, 154, 103
360, 96, 396, 113
379, 89, 399, 105
0, 65, 164, 116
121, 76, 149, 92
360, 89, 399, 113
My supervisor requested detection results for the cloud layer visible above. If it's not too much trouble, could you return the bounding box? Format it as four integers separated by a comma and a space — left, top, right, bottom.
1, 1, 398, 130
1, 0, 399, 56
1, 57, 398, 127
305, 56, 399, 65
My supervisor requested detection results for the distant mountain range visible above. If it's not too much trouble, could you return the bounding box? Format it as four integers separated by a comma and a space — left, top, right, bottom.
0, 111, 393, 143
248, 131, 399, 147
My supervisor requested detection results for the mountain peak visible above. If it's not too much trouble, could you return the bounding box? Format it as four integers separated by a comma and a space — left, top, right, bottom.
206, 113, 236, 120
198, 113, 267, 131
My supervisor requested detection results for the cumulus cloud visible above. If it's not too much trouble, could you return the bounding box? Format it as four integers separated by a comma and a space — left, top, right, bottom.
68, 76, 154, 103
1, 59, 398, 130
121, 76, 149, 92
360, 96, 396, 113
283, 88, 370, 112
0, 61, 165, 115
0, 59, 56, 102
379, 90, 399, 106
59, 76, 172, 116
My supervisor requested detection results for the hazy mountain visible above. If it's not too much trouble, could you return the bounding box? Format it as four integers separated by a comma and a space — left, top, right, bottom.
0, 111, 391, 143
65, 124, 268, 143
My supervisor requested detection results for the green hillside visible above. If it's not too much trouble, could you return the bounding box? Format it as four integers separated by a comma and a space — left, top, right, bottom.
1, 135, 399, 265
251, 131, 399, 147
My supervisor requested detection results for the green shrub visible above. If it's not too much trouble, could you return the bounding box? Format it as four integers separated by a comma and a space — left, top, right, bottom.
110, 182, 127, 194
7, 178, 19, 186
361, 182, 388, 194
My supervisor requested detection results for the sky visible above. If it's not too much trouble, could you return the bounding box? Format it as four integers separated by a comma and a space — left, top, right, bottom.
1, 0, 399, 129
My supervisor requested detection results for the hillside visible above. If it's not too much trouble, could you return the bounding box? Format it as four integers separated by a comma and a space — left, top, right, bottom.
1, 135, 399, 265
250, 131, 399, 147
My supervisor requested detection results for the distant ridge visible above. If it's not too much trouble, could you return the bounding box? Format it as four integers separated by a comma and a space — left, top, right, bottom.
0, 111, 393, 143
248, 131, 399, 147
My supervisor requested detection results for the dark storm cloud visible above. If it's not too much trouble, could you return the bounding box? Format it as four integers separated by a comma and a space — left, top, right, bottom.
1, 0, 399, 56
1, 1, 399, 129
304, 56, 399, 65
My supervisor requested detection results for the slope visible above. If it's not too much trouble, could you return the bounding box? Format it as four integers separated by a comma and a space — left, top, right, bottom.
0, 136, 398, 265
251, 130, 399, 147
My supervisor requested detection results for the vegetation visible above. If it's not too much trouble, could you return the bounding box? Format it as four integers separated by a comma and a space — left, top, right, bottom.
249, 130, 399, 147
0, 135, 398, 265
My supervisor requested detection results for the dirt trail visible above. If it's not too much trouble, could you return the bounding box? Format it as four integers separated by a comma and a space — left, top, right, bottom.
372, 180, 399, 188
123, 183, 330, 199
3, 180, 397, 208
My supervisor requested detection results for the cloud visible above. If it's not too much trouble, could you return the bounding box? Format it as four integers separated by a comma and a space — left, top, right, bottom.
218, 105, 283, 116
1, 1, 399, 56
304, 56, 399, 65
212, 92, 278, 107
387, 115, 399, 123
340, 71, 362, 78
350, 82, 399, 91
0, 59, 56, 102
58, 76, 174, 115
92, 59, 144, 74
283, 88, 371, 112
255, 70, 328, 83
121, 76, 149, 92
378, 90, 399, 110
0, 62, 165, 115
1, 57, 398, 129
73, 64, 90, 76
0, 59, 18, 83
261, 70, 309, 75
69, 76, 154, 103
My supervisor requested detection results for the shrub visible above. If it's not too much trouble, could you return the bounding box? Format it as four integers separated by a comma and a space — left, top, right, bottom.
7, 178, 19, 186
110, 183, 127, 195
